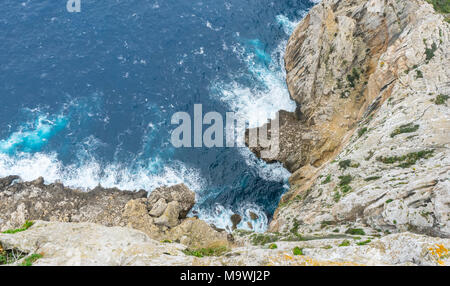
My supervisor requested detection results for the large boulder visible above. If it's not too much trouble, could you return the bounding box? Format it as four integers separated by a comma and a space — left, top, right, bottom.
121, 185, 230, 248
147, 184, 195, 218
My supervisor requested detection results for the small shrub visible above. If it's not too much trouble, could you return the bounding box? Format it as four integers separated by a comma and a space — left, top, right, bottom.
333, 190, 341, 202
339, 160, 351, 170
358, 127, 368, 138
364, 176, 381, 182
182, 246, 229, 258
251, 233, 279, 246
356, 240, 371, 246
339, 185, 351, 194
338, 175, 352, 186
347, 68, 360, 88
290, 219, 300, 235
321, 174, 332, 185
268, 243, 278, 250
390, 123, 419, 138
339, 240, 351, 247
416, 70, 423, 79
425, 42, 438, 62
0, 247, 27, 265
293, 247, 304, 255
434, 94, 449, 105
345, 228, 366, 235
386, 199, 393, 204
376, 150, 434, 168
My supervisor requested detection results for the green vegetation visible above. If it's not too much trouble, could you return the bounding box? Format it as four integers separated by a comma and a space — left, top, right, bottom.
340, 185, 352, 194
251, 233, 279, 246
20, 254, 43, 266
323, 245, 333, 250
339, 160, 360, 170
426, 0, 450, 22
320, 221, 335, 229
358, 127, 368, 138
338, 175, 352, 186
0, 247, 27, 265
290, 219, 300, 235
386, 199, 394, 204
416, 70, 423, 79
339, 160, 351, 170
339, 240, 351, 247
376, 150, 434, 168
2, 221, 34, 234
424, 42, 438, 63
434, 94, 449, 105
345, 228, 366, 236
161, 239, 172, 243
292, 247, 304, 255
333, 190, 341, 203
321, 174, 332, 185
182, 246, 229, 258
356, 240, 372, 246
347, 68, 360, 88
390, 123, 419, 138
364, 176, 381, 182
268, 243, 278, 250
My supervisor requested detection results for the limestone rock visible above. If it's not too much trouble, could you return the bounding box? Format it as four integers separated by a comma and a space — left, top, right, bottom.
149, 198, 167, 217
1, 221, 448, 266
0, 221, 190, 266
0, 178, 147, 232
252, 0, 450, 238
168, 218, 230, 249
148, 184, 195, 218
154, 201, 180, 228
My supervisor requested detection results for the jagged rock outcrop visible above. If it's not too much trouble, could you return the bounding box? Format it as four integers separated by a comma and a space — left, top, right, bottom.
1, 221, 448, 266
249, 0, 449, 237
122, 186, 229, 248
0, 176, 147, 230
0, 178, 229, 248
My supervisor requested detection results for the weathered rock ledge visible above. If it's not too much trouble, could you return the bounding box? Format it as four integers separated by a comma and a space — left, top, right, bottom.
1, 220, 449, 265
0, 176, 230, 249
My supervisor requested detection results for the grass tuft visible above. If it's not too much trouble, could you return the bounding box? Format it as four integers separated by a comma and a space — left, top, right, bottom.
2, 221, 34, 234
182, 246, 229, 258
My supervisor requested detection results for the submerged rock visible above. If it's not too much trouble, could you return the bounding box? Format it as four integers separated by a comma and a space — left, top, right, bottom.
230, 214, 242, 230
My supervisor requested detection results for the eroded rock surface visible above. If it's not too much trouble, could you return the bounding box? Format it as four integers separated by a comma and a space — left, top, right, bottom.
0, 177, 147, 231
1, 221, 448, 266
248, 0, 449, 238
0, 179, 229, 249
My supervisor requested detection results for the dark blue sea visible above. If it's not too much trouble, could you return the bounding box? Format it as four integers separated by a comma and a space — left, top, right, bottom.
0, 0, 315, 231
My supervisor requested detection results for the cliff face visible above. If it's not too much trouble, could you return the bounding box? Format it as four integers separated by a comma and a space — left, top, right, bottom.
262, 0, 449, 237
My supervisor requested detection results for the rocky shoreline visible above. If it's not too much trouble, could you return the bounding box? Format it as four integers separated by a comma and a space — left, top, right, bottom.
1, 0, 449, 266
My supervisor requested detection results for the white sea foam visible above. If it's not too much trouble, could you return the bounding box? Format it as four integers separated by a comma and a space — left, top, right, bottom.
0, 152, 205, 194
193, 203, 269, 233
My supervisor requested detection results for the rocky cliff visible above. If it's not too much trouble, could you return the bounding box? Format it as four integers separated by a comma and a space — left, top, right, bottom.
1, 0, 449, 266
248, 0, 450, 239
